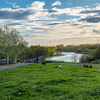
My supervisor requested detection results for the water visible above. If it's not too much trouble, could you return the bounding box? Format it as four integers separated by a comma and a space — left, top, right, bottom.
46, 52, 83, 62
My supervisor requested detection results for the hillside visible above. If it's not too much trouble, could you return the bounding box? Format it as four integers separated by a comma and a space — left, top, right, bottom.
0, 64, 100, 100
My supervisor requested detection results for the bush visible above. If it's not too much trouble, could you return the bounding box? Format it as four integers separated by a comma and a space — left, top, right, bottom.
42, 60, 64, 63
80, 54, 93, 63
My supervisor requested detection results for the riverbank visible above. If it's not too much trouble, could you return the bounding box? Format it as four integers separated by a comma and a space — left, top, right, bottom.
46, 52, 82, 63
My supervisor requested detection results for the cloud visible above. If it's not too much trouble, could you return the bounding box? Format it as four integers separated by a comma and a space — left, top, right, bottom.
31, 27, 52, 32
6, 1, 20, 8
45, 22, 62, 26
85, 5, 89, 8
80, 10, 100, 14
0, 9, 35, 20
79, 9, 100, 23
26, 1, 45, 10
52, 6, 85, 16
0, 1, 58, 21
42, 9, 57, 13
23, 34, 38, 37
70, 24, 80, 26
6, 22, 22, 26
23, 3, 100, 45
0, 1, 93, 22
93, 29, 100, 34
52, 1, 61, 6
79, 16, 100, 23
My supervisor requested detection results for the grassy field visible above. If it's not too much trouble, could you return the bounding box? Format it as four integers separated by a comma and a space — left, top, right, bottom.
0, 64, 100, 100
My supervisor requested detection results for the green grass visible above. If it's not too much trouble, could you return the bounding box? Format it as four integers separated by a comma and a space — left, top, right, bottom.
0, 64, 100, 100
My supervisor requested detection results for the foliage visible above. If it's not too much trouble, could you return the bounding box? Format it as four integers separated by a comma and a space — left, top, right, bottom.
80, 46, 100, 63
80, 54, 94, 63
42, 60, 64, 63
0, 26, 28, 64
93, 46, 100, 60
30, 45, 57, 58
0, 64, 100, 100
91, 59, 100, 64
61, 44, 98, 53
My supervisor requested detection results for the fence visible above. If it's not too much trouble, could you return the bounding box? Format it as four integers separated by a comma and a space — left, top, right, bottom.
0, 59, 7, 65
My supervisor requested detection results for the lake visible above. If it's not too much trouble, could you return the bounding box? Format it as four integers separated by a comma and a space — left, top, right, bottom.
46, 52, 83, 62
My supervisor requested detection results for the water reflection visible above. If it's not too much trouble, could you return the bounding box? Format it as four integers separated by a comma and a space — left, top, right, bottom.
46, 52, 82, 62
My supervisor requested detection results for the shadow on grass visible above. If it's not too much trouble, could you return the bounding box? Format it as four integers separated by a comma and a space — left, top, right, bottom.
13, 84, 37, 97
71, 74, 95, 77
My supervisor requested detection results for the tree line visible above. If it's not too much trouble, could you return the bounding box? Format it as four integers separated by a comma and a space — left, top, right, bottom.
56, 44, 98, 53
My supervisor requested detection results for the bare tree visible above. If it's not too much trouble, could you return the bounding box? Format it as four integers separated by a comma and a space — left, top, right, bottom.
72, 53, 77, 63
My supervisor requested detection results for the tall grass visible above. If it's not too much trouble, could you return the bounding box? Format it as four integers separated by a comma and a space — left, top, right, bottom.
0, 64, 100, 100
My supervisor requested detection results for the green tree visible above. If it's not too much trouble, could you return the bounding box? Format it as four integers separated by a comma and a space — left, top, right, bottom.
0, 26, 28, 64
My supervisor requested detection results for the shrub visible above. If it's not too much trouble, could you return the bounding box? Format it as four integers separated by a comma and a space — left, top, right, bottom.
42, 60, 64, 63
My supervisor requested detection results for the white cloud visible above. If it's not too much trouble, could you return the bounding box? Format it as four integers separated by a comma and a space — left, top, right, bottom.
52, 1, 61, 6
6, 1, 20, 8
52, 6, 87, 16
26, 1, 45, 10
85, 5, 89, 8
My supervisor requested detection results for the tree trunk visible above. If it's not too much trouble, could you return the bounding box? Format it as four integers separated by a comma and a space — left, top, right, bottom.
15, 54, 17, 63
7, 50, 9, 64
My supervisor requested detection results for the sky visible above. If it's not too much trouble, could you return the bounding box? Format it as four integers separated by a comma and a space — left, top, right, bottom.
1, 0, 100, 46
